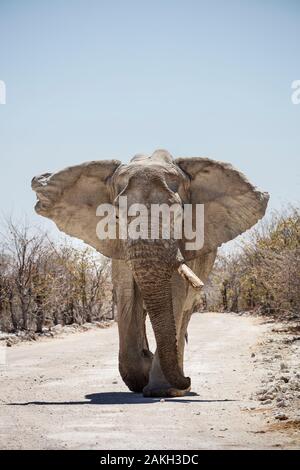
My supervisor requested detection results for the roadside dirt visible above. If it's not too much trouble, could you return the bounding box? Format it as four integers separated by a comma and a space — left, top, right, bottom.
0, 312, 299, 449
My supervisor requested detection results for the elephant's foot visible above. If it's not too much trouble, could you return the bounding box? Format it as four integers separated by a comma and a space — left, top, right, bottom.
143, 383, 191, 398
143, 352, 191, 397
119, 349, 153, 393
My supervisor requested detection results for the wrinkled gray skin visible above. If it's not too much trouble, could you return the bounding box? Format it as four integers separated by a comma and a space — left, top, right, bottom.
32, 149, 269, 397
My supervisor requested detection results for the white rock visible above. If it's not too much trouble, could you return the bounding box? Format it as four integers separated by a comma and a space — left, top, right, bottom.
277, 400, 287, 408
52, 324, 63, 331
274, 412, 288, 420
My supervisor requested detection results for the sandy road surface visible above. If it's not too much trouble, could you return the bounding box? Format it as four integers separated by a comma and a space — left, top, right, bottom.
0, 312, 298, 449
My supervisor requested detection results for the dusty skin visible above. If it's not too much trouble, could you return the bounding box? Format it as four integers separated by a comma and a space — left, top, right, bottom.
0, 312, 298, 450
32, 150, 269, 396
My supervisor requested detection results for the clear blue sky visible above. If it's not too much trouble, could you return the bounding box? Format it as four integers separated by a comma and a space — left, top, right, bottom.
0, 0, 299, 236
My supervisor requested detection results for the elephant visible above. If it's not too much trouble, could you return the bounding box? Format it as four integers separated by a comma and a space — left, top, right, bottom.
31, 149, 269, 397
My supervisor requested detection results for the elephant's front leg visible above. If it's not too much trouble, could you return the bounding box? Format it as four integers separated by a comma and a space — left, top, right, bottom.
143, 254, 217, 397
112, 260, 153, 393
142, 315, 191, 397
143, 273, 190, 397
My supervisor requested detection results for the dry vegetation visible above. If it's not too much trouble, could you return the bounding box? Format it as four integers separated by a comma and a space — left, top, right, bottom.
204, 206, 300, 319
1, 206, 299, 335
0, 219, 113, 333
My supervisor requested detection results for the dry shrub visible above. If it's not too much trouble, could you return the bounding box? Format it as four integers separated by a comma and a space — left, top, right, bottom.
205, 206, 300, 319
0, 219, 113, 333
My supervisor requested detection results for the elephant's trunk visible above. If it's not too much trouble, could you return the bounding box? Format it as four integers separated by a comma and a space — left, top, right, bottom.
127, 245, 190, 391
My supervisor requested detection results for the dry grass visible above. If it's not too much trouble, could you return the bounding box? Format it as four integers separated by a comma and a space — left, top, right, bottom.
267, 420, 300, 432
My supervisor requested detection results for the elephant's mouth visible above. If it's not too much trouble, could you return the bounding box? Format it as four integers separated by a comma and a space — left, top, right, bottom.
126, 240, 202, 391
126, 239, 204, 290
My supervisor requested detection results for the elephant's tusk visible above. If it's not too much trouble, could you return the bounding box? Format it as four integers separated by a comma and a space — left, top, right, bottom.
178, 264, 204, 290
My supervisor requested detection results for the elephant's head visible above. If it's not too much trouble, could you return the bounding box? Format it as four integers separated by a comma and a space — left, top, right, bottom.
32, 149, 269, 390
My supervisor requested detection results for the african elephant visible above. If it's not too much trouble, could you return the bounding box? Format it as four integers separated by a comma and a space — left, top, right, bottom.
31, 149, 269, 397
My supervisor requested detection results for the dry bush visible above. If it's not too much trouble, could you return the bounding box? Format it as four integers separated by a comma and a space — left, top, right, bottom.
204, 206, 300, 319
0, 219, 113, 333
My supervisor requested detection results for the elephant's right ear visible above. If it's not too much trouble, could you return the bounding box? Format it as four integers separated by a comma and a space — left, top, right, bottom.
32, 160, 125, 259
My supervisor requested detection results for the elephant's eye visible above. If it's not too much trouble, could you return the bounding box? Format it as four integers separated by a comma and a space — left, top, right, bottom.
114, 178, 128, 196
165, 177, 179, 193
116, 185, 125, 195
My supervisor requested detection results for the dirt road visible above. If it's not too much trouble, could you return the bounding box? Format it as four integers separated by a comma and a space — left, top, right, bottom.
0, 312, 298, 449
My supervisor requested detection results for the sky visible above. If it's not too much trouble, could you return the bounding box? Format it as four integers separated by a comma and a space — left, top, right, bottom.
0, 0, 299, 241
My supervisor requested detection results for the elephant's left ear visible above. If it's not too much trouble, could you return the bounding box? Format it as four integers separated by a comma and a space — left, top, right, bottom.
175, 157, 269, 259
32, 160, 125, 259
